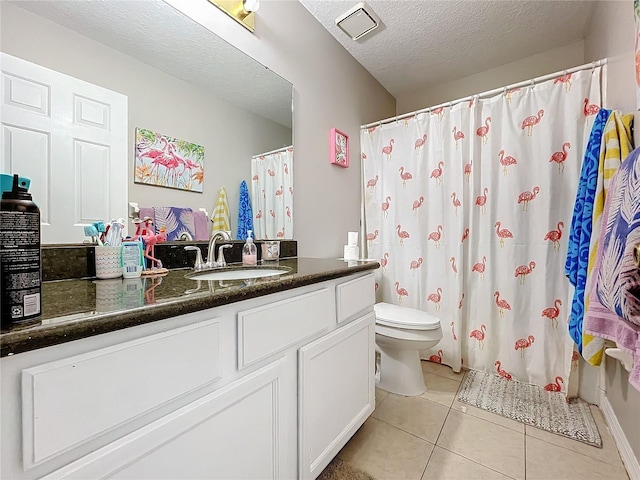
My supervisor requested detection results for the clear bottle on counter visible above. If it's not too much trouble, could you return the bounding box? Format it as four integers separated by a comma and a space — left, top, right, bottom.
242, 230, 257, 266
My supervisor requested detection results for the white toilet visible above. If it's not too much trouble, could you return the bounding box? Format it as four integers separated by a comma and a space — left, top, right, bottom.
374, 302, 443, 396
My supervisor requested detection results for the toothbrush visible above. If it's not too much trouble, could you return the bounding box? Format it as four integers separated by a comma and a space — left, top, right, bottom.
93, 221, 107, 244
84, 225, 103, 246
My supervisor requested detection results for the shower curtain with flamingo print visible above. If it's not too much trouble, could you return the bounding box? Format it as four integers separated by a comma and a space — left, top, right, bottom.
362, 68, 601, 391
251, 146, 293, 240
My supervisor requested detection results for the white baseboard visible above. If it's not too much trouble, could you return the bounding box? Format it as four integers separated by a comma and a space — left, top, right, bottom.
601, 395, 640, 480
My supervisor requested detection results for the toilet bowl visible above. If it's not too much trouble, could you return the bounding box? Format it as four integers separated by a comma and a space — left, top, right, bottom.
374, 302, 442, 396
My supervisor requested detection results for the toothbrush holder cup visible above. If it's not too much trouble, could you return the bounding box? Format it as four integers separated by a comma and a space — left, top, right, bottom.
95, 246, 123, 279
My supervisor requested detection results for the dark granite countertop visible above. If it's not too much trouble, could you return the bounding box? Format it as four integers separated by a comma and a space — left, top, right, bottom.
1, 258, 379, 357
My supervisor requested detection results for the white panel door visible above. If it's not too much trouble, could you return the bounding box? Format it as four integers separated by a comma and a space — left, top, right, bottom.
0, 53, 127, 244
298, 312, 376, 479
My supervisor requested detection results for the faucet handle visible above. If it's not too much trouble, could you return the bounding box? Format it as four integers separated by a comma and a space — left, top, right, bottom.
184, 246, 205, 270
216, 244, 232, 268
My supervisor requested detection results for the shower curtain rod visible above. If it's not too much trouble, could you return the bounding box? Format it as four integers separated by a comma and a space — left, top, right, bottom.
252, 145, 292, 159
361, 59, 607, 129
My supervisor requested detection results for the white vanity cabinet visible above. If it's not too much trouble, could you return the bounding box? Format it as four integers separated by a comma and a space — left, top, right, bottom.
0, 271, 376, 480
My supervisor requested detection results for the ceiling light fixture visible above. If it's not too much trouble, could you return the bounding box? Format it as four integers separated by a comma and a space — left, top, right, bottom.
335, 2, 380, 41
208, 0, 260, 33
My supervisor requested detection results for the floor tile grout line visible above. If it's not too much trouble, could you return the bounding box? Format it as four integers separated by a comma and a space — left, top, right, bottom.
525, 429, 629, 471
433, 443, 520, 480
420, 405, 454, 480
369, 415, 439, 446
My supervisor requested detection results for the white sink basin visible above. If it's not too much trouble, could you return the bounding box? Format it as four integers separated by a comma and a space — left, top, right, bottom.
186, 267, 289, 281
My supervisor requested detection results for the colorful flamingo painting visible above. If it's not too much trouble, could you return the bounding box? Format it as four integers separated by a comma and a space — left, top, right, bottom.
498, 150, 517, 175
544, 222, 564, 251
494, 291, 511, 318
521, 109, 544, 136
583, 98, 600, 116
517, 186, 540, 210
476, 116, 492, 145
472, 256, 487, 281
494, 222, 513, 248
382, 139, 395, 161
452, 126, 465, 148
429, 349, 443, 364
514, 261, 536, 284
475, 187, 488, 214
412, 196, 424, 212
541, 299, 562, 329
451, 192, 461, 215
544, 376, 564, 392
430, 161, 444, 185
382, 196, 391, 217
549, 142, 571, 172
469, 324, 487, 349
515, 335, 535, 357
395, 282, 408, 304
399, 166, 413, 188
396, 224, 410, 245
415, 134, 427, 151
427, 288, 442, 311
428, 225, 443, 249
495, 361, 512, 380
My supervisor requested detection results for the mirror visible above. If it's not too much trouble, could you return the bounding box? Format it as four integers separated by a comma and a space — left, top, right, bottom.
1, 0, 293, 243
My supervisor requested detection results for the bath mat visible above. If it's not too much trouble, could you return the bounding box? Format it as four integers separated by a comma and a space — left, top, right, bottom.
318, 458, 375, 480
458, 370, 602, 447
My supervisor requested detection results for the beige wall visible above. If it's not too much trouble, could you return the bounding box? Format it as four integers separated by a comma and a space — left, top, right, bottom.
396, 41, 585, 114
584, 0, 640, 464
166, 0, 396, 258
0, 3, 291, 239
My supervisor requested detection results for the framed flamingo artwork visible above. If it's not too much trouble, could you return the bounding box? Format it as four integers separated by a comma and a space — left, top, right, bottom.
134, 128, 205, 192
330, 128, 349, 168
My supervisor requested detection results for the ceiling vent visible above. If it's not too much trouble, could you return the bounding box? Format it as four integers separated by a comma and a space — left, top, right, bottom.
335, 2, 380, 41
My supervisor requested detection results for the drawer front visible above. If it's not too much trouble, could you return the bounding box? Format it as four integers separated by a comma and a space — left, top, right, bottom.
336, 273, 375, 324
237, 288, 332, 370
22, 319, 221, 469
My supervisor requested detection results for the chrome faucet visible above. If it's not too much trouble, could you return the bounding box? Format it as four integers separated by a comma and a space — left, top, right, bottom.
184, 246, 205, 270
207, 230, 232, 268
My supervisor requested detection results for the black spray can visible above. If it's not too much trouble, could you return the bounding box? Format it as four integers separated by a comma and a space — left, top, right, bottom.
0, 174, 41, 328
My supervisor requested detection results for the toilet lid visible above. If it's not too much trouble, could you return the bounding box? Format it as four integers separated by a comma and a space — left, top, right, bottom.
374, 302, 441, 330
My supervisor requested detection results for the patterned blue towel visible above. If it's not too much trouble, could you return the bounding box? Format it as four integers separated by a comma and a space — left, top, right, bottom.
237, 180, 254, 240
153, 206, 196, 242
565, 109, 611, 351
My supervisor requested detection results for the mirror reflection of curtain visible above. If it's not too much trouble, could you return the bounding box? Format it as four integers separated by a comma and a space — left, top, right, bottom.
251, 146, 293, 239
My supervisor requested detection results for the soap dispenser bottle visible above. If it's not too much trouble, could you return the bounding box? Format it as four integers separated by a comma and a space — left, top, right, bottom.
242, 230, 257, 266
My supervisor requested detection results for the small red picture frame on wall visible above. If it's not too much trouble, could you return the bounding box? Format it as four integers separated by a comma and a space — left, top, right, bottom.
330, 128, 349, 168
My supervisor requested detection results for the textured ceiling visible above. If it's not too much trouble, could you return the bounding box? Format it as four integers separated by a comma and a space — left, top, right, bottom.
10, 0, 292, 128
299, 0, 597, 97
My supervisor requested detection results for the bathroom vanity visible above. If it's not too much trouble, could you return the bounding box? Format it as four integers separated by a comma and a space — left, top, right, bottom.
0, 258, 378, 479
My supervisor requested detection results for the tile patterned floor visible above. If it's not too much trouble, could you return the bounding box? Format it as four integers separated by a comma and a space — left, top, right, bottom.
335, 362, 630, 480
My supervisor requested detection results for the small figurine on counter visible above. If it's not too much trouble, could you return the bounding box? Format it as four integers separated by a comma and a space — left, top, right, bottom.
132, 217, 168, 276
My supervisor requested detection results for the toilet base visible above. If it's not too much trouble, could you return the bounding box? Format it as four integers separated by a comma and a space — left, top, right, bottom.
377, 346, 426, 396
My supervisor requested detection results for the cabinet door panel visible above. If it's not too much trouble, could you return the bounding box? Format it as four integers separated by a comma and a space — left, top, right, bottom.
43, 357, 290, 480
298, 313, 375, 479
22, 319, 221, 469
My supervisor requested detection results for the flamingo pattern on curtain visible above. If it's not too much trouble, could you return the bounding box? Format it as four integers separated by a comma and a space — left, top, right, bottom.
251, 146, 293, 240
362, 68, 601, 391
